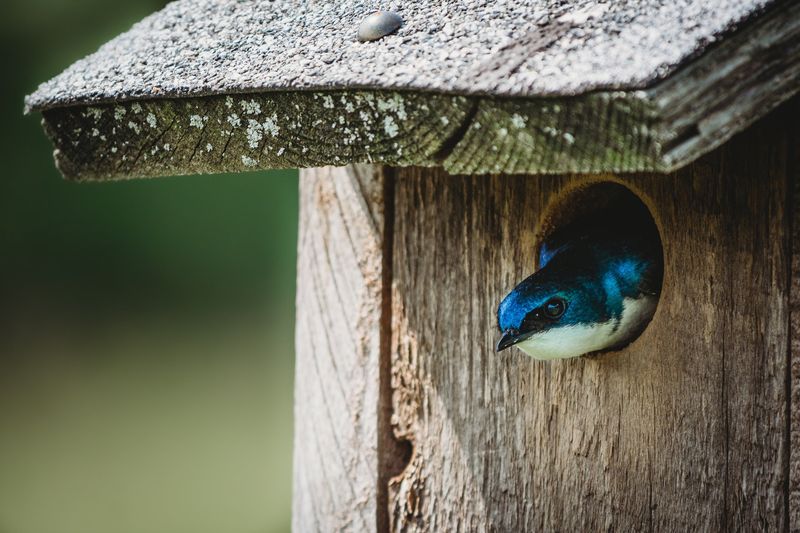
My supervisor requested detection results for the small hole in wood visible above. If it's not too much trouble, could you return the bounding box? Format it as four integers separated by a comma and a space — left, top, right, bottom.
529, 181, 664, 357
392, 437, 414, 477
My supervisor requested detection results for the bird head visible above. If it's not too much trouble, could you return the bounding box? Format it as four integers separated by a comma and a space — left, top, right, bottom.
496, 264, 610, 360
498, 192, 662, 360
495, 236, 660, 360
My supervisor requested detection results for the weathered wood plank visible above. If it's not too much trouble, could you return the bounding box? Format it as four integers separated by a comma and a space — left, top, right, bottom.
789, 100, 800, 531
293, 165, 389, 532
389, 104, 793, 531
649, 0, 800, 170
446, 0, 800, 176
443, 93, 660, 175
41, 92, 471, 181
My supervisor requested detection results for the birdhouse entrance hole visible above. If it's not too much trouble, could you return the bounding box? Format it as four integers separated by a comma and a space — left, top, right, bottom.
535, 180, 664, 352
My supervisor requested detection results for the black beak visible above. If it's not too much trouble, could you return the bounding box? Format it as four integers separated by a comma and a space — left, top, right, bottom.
496, 329, 525, 352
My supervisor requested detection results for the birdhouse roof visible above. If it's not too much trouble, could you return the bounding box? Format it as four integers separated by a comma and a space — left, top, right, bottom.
26, 0, 800, 180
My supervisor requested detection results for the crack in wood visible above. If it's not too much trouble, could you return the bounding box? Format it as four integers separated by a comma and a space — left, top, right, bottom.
432, 100, 481, 163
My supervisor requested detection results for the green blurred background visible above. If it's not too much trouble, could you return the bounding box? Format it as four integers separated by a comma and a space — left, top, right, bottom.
1, 2, 297, 532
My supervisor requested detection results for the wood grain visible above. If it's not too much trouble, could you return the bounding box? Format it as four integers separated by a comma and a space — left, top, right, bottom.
293, 165, 388, 532
388, 104, 794, 531
40, 91, 471, 181
789, 99, 800, 531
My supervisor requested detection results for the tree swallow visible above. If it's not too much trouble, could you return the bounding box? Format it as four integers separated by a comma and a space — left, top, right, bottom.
496, 203, 662, 360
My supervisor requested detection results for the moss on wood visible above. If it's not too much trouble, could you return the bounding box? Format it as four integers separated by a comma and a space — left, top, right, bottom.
37, 89, 671, 180
444, 93, 660, 175
43, 91, 472, 181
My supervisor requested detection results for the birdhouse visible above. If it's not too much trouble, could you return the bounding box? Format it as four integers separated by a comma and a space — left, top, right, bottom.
26, 0, 800, 530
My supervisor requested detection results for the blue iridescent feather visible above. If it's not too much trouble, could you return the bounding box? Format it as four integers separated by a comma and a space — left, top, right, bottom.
497, 199, 663, 357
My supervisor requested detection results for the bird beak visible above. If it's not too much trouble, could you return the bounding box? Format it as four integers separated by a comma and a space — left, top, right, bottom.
496, 330, 525, 352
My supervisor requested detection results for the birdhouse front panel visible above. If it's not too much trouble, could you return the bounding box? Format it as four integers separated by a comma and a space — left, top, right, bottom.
386, 108, 794, 531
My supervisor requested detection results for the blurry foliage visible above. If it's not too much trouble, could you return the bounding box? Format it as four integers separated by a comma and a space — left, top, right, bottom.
1, 1, 297, 532
2, 0, 298, 319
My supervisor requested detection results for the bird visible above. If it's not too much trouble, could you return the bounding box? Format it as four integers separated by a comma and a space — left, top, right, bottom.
496, 199, 663, 360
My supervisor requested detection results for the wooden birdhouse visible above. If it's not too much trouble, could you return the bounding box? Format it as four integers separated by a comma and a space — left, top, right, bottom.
26, 0, 800, 530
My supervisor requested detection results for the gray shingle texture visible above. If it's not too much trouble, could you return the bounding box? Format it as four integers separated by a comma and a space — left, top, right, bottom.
26, 0, 773, 111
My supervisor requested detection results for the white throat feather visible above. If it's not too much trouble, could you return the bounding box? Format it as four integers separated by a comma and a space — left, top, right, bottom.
515, 296, 656, 360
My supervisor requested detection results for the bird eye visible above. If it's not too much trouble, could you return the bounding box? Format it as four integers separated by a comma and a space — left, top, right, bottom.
543, 298, 566, 319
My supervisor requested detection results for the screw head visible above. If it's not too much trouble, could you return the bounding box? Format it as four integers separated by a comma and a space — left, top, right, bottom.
357, 11, 404, 42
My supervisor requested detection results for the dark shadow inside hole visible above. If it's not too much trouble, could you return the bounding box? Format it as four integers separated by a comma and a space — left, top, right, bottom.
389, 438, 414, 478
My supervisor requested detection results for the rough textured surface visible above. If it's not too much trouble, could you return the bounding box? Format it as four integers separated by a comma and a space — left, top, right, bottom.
790, 101, 800, 531
32, 0, 800, 179
40, 91, 471, 180
293, 165, 386, 532
448, 4, 800, 175
388, 106, 794, 530
25, 0, 775, 110
291, 100, 799, 532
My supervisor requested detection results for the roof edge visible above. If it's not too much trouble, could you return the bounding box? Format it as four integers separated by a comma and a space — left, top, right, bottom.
36, 0, 800, 179
24, 0, 787, 114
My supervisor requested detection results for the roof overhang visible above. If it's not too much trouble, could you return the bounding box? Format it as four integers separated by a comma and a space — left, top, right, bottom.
26, 0, 800, 180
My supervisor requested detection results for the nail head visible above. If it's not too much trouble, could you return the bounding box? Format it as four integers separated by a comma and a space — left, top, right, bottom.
358, 11, 404, 42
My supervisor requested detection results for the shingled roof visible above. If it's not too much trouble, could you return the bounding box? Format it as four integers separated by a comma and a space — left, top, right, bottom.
26, 0, 800, 180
